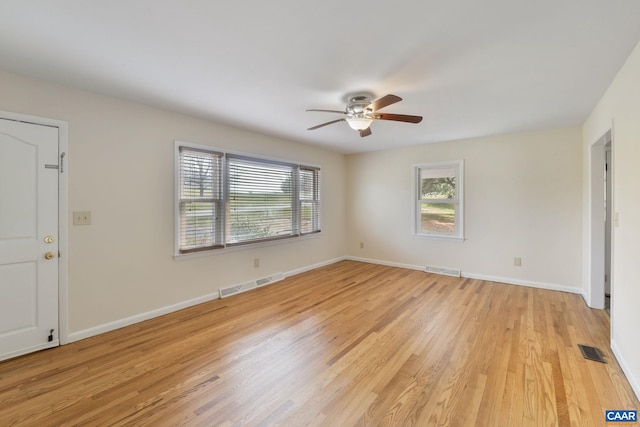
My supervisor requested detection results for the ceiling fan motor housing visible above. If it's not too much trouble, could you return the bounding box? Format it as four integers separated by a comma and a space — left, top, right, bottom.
347, 95, 373, 117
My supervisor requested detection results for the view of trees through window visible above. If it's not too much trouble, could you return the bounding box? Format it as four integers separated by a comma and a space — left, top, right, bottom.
178, 146, 320, 253
418, 166, 458, 235
179, 150, 221, 250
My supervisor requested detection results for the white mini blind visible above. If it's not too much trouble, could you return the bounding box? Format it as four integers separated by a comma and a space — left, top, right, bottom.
300, 166, 320, 234
177, 145, 321, 254
226, 155, 296, 245
178, 147, 224, 253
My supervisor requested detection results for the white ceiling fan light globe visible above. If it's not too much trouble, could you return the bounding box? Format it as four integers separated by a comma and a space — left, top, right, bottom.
346, 117, 373, 131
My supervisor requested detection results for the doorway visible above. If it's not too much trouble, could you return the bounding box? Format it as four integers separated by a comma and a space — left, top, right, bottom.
604, 143, 612, 314
588, 130, 612, 310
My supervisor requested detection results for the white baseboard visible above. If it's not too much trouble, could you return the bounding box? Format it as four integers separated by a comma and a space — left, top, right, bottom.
345, 256, 425, 272
460, 272, 584, 296
68, 291, 221, 343
67, 256, 585, 343
611, 339, 640, 402
346, 256, 584, 296
285, 256, 347, 277
68, 257, 347, 343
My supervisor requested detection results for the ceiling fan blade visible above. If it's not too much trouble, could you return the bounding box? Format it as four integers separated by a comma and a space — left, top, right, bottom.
306, 109, 346, 114
367, 94, 402, 111
359, 127, 372, 137
308, 118, 346, 130
374, 113, 423, 124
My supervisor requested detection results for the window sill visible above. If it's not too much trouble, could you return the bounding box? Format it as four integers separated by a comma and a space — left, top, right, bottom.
411, 233, 465, 242
174, 231, 323, 261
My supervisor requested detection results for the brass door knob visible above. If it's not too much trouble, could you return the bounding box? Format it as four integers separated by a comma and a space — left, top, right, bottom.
44, 251, 55, 260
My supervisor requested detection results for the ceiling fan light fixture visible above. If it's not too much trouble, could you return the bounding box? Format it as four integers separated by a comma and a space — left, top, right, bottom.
307, 93, 422, 137
346, 117, 373, 131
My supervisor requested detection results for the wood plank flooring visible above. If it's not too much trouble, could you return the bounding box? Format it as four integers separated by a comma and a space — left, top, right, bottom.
0, 261, 638, 426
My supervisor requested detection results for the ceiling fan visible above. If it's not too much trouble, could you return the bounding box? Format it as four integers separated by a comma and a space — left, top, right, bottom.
307, 94, 423, 137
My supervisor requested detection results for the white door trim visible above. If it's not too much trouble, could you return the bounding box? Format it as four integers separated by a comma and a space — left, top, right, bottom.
587, 128, 611, 310
0, 109, 69, 345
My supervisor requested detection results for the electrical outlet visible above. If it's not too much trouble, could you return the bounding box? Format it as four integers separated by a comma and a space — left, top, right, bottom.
254, 258, 260, 268
360, 242, 364, 249
514, 257, 522, 267
73, 211, 92, 225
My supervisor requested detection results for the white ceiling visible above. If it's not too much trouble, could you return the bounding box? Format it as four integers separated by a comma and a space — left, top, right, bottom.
2, 1, 640, 153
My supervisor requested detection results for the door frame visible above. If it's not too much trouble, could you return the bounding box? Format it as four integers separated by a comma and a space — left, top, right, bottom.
604, 144, 612, 297
0, 109, 69, 345
588, 129, 612, 310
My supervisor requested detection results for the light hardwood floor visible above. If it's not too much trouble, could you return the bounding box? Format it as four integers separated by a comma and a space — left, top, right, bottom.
0, 261, 638, 426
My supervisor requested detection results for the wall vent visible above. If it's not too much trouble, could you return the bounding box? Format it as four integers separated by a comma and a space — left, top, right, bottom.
424, 265, 461, 277
219, 280, 256, 299
256, 272, 285, 287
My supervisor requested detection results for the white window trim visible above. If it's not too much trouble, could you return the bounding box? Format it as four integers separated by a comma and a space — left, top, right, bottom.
411, 159, 464, 240
174, 140, 322, 258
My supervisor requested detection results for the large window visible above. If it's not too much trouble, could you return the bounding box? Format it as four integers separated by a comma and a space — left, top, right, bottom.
176, 143, 320, 254
413, 160, 463, 239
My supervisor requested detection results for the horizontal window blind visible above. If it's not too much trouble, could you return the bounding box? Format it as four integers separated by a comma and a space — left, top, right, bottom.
226, 155, 296, 245
179, 147, 224, 253
177, 145, 321, 253
300, 166, 320, 235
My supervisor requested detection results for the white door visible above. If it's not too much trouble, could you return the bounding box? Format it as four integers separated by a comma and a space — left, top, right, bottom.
0, 117, 59, 361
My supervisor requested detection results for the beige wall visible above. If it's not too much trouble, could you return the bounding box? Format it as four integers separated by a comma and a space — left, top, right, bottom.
346, 127, 583, 290
583, 40, 640, 398
0, 70, 347, 334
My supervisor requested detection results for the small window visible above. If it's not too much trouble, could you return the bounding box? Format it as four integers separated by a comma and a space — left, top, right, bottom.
176, 143, 321, 254
413, 160, 463, 239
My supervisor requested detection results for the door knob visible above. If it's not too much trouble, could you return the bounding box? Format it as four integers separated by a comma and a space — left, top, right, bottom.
44, 251, 55, 260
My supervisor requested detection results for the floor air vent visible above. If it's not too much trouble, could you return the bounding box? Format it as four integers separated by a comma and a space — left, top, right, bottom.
256, 272, 285, 287
578, 344, 606, 363
219, 272, 285, 299
219, 281, 256, 299
424, 265, 461, 278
